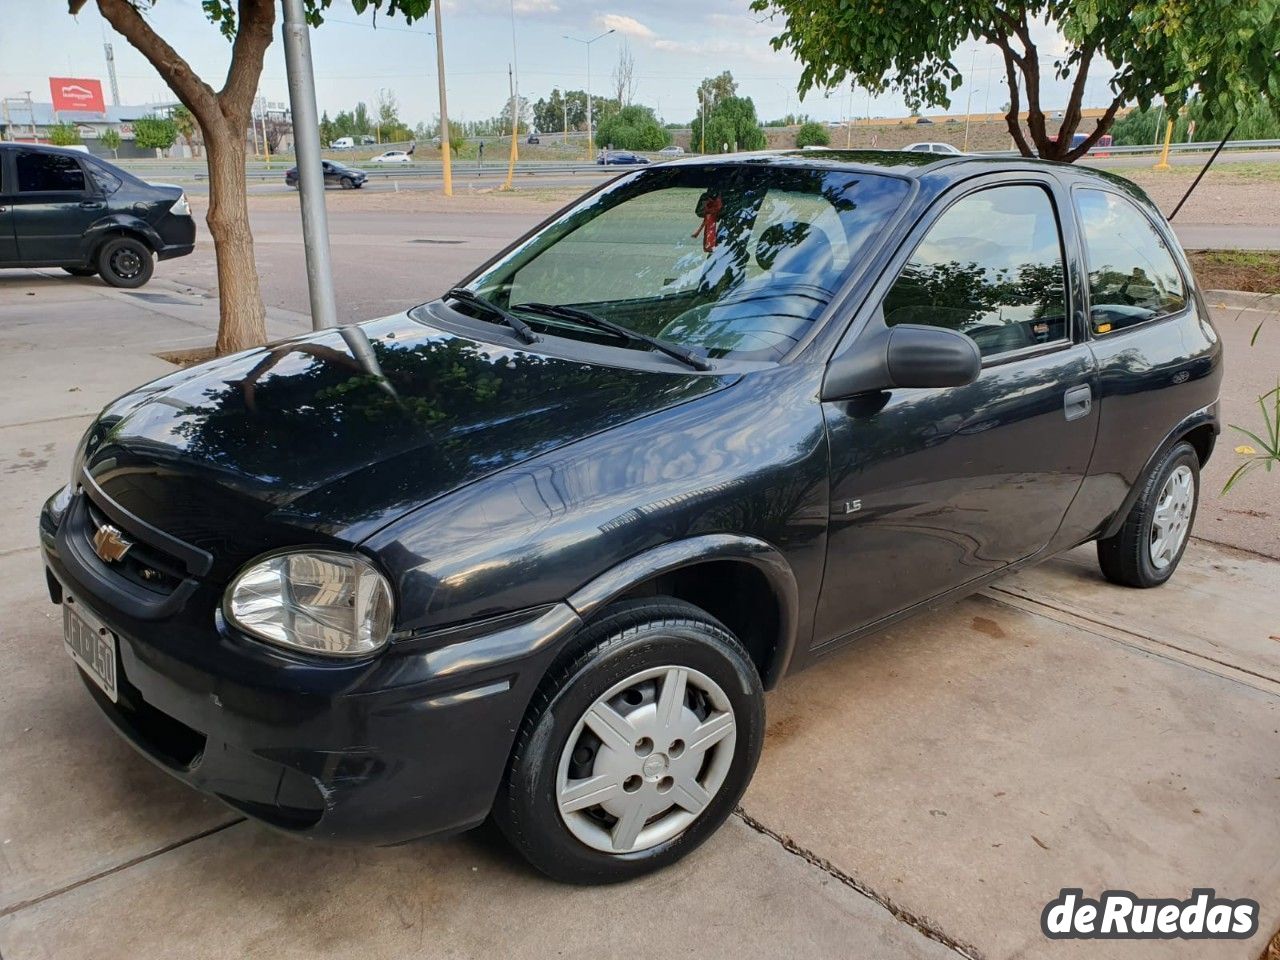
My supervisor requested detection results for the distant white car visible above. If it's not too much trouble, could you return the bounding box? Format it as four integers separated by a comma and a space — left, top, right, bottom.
904, 142, 963, 155
658, 145, 684, 156
369, 150, 413, 164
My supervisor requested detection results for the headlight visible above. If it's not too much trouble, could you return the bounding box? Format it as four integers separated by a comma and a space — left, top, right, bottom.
224, 550, 394, 657
171, 192, 192, 217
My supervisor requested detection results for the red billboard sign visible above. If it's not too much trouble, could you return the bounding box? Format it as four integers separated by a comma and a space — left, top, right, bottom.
49, 77, 106, 114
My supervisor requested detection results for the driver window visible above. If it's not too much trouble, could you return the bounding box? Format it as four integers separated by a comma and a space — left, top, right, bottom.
882, 184, 1068, 358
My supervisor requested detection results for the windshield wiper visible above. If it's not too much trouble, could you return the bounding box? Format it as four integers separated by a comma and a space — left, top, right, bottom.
443, 287, 540, 345
513, 302, 712, 372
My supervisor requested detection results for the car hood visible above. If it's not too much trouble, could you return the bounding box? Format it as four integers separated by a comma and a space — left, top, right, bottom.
82, 313, 734, 570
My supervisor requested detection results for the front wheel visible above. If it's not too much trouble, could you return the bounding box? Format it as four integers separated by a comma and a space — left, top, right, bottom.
1097, 440, 1199, 588
96, 237, 154, 289
494, 597, 764, 884
340, 176, 355, 189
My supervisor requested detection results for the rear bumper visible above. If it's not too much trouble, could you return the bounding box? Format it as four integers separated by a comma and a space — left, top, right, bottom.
154, 214, 196, 261
40, 486, 581, 845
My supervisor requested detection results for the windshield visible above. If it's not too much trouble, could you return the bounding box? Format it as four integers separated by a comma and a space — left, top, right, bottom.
460, 163, 910, 362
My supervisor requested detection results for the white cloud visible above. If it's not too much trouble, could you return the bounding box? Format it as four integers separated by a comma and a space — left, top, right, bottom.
598, 13, 656, 40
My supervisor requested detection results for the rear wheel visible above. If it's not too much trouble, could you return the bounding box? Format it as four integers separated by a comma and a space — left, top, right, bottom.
96, 237, 154, 289
61, 266, 97, 278
494, 597, 764, 884
1097, 441, 1199, 587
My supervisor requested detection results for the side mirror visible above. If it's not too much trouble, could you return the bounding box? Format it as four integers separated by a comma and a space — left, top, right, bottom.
821, 323, 982, 401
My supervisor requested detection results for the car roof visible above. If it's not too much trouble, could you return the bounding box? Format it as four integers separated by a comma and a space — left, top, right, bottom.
662, 148, 1132, 188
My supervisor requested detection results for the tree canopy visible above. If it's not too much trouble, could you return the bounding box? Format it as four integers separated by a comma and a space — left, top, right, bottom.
595, 104, 671, 152
699, 95, 767, 153
134, 115, 177, 150
750, 0, 1280, 160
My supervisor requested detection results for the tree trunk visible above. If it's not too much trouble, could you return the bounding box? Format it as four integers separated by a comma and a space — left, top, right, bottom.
204, 125, 267, 355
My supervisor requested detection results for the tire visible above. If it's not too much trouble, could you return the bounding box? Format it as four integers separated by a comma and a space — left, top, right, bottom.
340, 176, 355, 189
1097, 441, 1199, 588
96, 237, 154, 289
61, 266, 97, 278
494, 597, 764, 884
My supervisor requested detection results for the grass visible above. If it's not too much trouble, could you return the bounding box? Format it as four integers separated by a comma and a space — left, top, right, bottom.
1186, 249, 1280, 294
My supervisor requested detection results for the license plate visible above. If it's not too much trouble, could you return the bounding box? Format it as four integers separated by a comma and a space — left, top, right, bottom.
63, 597, 118, 703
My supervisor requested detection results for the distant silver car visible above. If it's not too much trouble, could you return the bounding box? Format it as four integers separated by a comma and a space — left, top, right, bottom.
904, 142, 963, 155
369, 151, 413, 164
658, 145, 685, 156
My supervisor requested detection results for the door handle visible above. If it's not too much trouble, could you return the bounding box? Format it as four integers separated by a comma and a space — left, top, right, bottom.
1063, 384, 1092, 421
79, 201, 104, 210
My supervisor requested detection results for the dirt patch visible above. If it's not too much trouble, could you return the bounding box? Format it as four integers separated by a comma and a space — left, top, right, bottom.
1186, 250, 1280, 295
764, 712, 805, 746
1101, 166, 1280, 227
156, 345, 218, 367
1259, 925, 1280, 960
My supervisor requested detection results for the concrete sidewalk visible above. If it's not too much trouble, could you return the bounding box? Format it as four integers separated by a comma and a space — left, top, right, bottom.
0, 272, 1277, 959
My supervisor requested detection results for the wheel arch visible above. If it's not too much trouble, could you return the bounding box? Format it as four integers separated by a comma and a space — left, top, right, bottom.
566, 534, 799, 690
1099, 401, 1219, 541
85, 216, 161, 261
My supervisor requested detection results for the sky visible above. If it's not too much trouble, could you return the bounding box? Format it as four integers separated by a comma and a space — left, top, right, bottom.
0, 0, 1120, 129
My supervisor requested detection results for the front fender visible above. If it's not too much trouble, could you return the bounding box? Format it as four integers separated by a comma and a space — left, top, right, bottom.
567, 533, 801, 687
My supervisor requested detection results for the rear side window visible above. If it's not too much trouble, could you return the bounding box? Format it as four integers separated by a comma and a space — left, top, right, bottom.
87, 162, 122, 195
16, 152, 86, 192
883, 184, 1068, 358
1075, 189, 1186, 334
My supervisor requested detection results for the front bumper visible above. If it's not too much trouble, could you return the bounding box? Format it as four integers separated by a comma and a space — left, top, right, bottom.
40, 485, 581, 844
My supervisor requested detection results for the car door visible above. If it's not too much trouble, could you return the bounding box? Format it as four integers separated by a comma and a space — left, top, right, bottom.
813, 174, 1100, 646
10, 150, 102, 264
0, 151, 18, 264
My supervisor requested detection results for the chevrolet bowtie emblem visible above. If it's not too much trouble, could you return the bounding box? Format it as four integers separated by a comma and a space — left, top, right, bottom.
92, 523, 133, 564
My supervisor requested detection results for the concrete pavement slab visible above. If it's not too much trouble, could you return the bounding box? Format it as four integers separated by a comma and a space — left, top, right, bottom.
743, 593, 1280, 960
0, 552, 235, 915
0, 418, 90, 552
995, 541, 1280, 687
0, 815, 957, 960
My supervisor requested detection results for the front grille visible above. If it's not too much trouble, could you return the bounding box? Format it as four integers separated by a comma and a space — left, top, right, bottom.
82, 497, 187, 596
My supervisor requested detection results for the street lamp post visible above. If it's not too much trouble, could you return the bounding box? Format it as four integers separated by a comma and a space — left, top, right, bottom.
962, 87, 982, 152
563, 29, 614, 159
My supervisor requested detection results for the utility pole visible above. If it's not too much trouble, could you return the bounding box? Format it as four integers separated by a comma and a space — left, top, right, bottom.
503, 0, 520, 190
103, 43, 121, 106
503, 64, 518, 190
962, 46, 979, 152
281, 0, 337, 331
564, 29, 614, 160
433, 0, 453, 196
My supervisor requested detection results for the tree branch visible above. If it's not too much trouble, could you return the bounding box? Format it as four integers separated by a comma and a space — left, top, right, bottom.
991, 32, 1035, 157
219, 0, 276, 123
1063, 93, 1125, 162
1056, 40, 1097, 148
95, 0, 219, 126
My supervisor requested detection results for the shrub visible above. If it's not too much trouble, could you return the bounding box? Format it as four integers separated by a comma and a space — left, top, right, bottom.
795, 121, 830, 147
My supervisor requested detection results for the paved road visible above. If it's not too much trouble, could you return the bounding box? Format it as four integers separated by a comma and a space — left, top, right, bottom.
1081, 148, 1280, 169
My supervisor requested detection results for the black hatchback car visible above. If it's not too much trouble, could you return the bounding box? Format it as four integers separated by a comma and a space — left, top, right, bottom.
0, 143, 195, 287
284, 159, 367, 189
41, 151, 1220, 884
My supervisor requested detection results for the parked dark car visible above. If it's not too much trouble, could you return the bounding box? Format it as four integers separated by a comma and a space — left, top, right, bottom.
42, 151, 1220, 884
597, 151, 650, 165
284, 160, 367, 189
0, 143, 195, 287
526, 133, 541, 145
